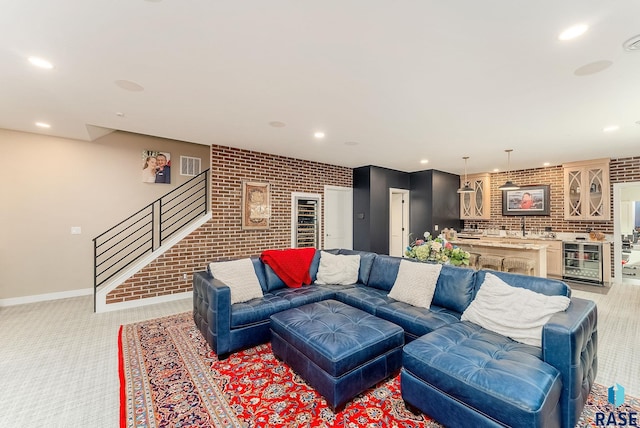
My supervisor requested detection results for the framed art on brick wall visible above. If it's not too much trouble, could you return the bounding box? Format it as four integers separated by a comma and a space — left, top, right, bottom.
242, 181, 271, 230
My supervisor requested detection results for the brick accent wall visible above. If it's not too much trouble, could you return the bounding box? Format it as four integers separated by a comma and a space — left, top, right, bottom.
610, 156, 640, 184
465, 156, 640, 232
105, 153, 638, 304
464, 165, 615, 234
106, 145, 352, 304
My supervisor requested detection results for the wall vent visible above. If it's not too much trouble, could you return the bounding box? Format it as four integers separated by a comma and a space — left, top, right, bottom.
180, 156, 201, 176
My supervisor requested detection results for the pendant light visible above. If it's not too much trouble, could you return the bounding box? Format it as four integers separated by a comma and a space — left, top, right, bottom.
457, 156, 474, 193
498, 149, 520, 191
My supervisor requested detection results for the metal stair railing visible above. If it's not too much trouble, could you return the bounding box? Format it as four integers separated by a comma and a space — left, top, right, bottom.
93, 169, 209, 310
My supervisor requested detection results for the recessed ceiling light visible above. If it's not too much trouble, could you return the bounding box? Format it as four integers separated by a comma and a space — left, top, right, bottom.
493, 168, 500, 172
115, 80, 145, 92
543, 162, 550, 167
28, 57, 54, 69
574, 60, 613, 76
420, 159, 429, 164
558, 24, 588, 41
35, 122, 51, 128
314, 132, 325, 139
603, 125, 620, 132
268, 121, 286, 128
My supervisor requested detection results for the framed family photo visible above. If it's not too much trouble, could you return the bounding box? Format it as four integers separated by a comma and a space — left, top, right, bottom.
502, 185, 550, 216
141, 149, 171, 184
241, 181, 271, 230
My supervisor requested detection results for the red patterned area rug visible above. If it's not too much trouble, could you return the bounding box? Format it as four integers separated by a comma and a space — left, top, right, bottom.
119, 312, 639, 427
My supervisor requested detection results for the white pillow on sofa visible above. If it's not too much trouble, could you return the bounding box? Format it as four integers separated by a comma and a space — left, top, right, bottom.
315, 251, 360, 285
209, 258, 263, 304
387, 260, 442, 309
461, 273, 570, 347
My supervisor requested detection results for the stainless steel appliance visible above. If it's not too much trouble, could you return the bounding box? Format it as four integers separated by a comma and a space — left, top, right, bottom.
562, 241, 603, 285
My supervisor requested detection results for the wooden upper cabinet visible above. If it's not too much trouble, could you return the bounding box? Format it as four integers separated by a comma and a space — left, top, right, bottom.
460, 173, 491, 220
563, 158, 610, 221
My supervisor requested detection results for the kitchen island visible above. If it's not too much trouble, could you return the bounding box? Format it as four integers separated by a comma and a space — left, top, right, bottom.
451, 238, 548, 277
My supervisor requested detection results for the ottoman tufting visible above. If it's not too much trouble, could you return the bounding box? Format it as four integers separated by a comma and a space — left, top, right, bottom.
402, 321, 563, 428
270, 299, 404, 412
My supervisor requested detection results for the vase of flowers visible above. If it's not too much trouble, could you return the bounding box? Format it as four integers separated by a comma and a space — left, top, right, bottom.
405, 231, 471, 267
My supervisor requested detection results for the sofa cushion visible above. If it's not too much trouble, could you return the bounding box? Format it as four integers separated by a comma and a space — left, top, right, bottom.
251, 257, 268, 292
475, 269, 570, 297
388, 260, 441, 309
263, 264, 287, 292
315, 251, 361, 285
462, 272, 570, 347
263, 250, 322, 292
337, 249, 377, 284
333, 285, 395, 314
375, 302, 460, 340
209, 258, 264, 304
231, 294, 291, 328
309, 249, 323, 282
366, 255, 402, 292
403, 321, 562, 428
271, 285, 335, 307
431, 264, 477, 314
261, 248, 316, 288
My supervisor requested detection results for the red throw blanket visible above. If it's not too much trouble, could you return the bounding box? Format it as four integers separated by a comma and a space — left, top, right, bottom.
260, 248, 316, 288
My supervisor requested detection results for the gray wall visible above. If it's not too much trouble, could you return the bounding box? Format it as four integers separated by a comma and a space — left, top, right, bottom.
353, 165, 461, 254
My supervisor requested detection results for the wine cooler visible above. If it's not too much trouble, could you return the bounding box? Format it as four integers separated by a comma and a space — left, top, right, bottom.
294, 198, 319, 248
562, 241, 604, 285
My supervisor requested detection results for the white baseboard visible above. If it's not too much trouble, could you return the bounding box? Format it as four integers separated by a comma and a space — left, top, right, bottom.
0, 287, 93, 307
96, 290, 192, 313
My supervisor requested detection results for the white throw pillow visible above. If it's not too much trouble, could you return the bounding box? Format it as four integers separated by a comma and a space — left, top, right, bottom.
461, 273, 571, 347
315, 251, 361, 285
208, 258, 264, 304
388, 260, 442, 309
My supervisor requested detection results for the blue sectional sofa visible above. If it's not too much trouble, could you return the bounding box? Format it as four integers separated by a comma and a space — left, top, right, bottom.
192, 249, 597, 428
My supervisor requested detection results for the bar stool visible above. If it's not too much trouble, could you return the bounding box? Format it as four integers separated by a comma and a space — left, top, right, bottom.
468, 253, 481, 270
502, 257, 536, 276
478, 254, 504, 271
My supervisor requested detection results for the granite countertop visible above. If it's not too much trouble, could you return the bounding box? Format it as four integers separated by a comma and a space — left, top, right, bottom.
451, 239, 547, 250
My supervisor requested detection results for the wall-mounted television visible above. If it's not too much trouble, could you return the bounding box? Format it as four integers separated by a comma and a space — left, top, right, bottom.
502, 185, 550, 216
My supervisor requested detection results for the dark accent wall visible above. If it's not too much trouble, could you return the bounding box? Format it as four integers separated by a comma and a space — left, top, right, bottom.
410, 170, 462, 238
353, 165, 461, 254
353, 165, 410, 253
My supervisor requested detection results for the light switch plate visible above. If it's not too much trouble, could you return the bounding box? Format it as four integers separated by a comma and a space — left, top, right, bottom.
71, 227, 82, 235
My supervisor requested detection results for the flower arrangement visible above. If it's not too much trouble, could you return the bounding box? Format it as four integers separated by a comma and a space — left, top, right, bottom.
405, 231, 471, 267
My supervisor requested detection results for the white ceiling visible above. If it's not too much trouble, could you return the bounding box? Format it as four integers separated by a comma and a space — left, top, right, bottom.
2, 0, 640, 175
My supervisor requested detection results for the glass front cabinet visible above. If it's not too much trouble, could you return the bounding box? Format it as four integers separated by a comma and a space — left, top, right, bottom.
563, 159, 610, 221
460, 173, 491, 220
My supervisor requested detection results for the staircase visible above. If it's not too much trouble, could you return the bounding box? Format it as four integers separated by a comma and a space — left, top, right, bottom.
93, 169, 210, 311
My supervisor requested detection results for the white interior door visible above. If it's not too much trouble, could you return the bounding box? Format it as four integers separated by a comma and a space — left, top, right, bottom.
389, 188, 409, 257
324, 186, 353, 250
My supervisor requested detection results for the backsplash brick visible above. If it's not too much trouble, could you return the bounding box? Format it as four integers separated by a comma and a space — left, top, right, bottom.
106, 145, 352, 305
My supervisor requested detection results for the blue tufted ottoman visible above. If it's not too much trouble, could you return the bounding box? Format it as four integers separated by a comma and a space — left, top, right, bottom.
270, 299, 404, 412
402, 321, 563, 427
